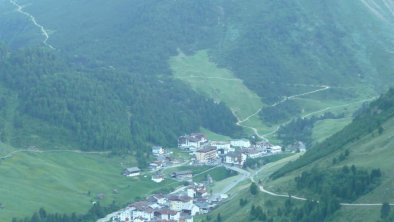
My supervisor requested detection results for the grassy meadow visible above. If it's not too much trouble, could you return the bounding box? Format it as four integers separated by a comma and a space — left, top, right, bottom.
0, 148, 177, 221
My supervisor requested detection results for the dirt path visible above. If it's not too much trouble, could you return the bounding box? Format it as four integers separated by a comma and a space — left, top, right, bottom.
9, 0, 55, 49
233, 85, 331, 140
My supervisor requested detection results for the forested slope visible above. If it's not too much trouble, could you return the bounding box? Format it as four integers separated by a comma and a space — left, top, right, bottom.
0, 46, 240, 159
0, 0, 393, 151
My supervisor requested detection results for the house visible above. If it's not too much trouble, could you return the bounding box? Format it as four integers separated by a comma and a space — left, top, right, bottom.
195, 146, 217, 163
230, 139, 251, 148
149, 194, 167, 205
180, 213, 194, 222
210, 141, 231, 150
289, 141, 306, 152
194, 200, 210, 214
195, 186, 208, 198
152, 174, 164, 183
255, 141, 272, 149
225, 151, 247, 166
172, 171, 193, 181
178, 133, 208, 150
113, 207, 133, 222
155, 208, 181, 221
190, 133, 208, 144
152, 146, 165, 156
242, 148, 266, 159
149, 160, 164, 170
168, 195, 193, 211
187, 186, 196, 198
123, 167, 141, 177
130, 202, 155, 221
269, 145, 282, 154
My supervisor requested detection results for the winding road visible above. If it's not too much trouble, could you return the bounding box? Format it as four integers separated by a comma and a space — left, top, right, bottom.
233, 85, 332, 141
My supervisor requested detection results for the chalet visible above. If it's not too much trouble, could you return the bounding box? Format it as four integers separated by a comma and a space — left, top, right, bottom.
242, 148, 266, 159
289, 141, 306, 152
194, 200, 210, 214
187, 186, 196, 198
255, 141, 272, 149
268, 145, 282, 154
152, 146, 165, 156
180, 213, 194, 222
195, 146, 217, 163
210, 141, 231, 150
149, 161, 164, 170
225, 151, 247, 166
152, 174, 164, 183
195, 186, 208, 198
155, 209, 181, 221
230, 139, 251, 148
130, 201, 155, 221
172, 171, 193, 181
123, 167, 141, 177
149, 194, 167, 205
113, 206, 133, 222
168, 195, 193, 211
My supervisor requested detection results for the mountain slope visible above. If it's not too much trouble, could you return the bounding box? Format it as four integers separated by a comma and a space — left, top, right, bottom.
0, 0, 393, 156
199, 89, 394, 222
0, 46, 241, 157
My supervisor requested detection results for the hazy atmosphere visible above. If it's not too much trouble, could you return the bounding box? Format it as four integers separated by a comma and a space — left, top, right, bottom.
0, 0, 394, 221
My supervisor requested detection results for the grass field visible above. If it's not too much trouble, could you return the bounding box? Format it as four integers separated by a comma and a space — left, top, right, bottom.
0, 148, 177, 221
170, 50, 266, 127
200, 128, 232, 141
163, 165, 238, 183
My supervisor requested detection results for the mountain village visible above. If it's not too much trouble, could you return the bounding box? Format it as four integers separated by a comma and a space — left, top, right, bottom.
112, 133, 284, 222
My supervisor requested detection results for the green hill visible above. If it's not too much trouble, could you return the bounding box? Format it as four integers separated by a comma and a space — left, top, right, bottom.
201, 89, 394, 222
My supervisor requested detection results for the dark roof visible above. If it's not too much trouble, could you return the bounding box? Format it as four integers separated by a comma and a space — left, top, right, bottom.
196, 146, 217, 153
125, 167, 140, 172
173, 171, 192, 176
226, 151, 242, 158
168, 195, 192, 202
156, 208, 178, 216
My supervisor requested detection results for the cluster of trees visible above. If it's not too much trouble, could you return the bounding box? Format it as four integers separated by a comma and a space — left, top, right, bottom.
244, 153, 290, 170
332, 149, 350, 165
250, 205, 272, 221
11, 202, 117, 222
275, 196, 340, 222
272, 89, 394, 179
295, 166, 381, 201
260, 100, 301, 125
277, 112, 345, 147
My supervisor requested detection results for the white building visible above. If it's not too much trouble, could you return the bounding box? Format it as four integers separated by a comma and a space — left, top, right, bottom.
225, 151, 247, 166
269, 145, 282, 154
211, 141, 231, 150
151, 174, 164, 183
114, 207, 133, 222
156, 209, 181, 221
169, 196, 193, 212
123, 167, 141, 177
230, 139, 251, 148
152, 146, 165, 155
178, 133, 208, 150
131, 206, 154, 221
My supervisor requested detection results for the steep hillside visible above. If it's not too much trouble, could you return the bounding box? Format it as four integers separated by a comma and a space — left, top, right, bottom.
1, 0, 393, 127
198, 89, 394, 222
0, 46, 241, 160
